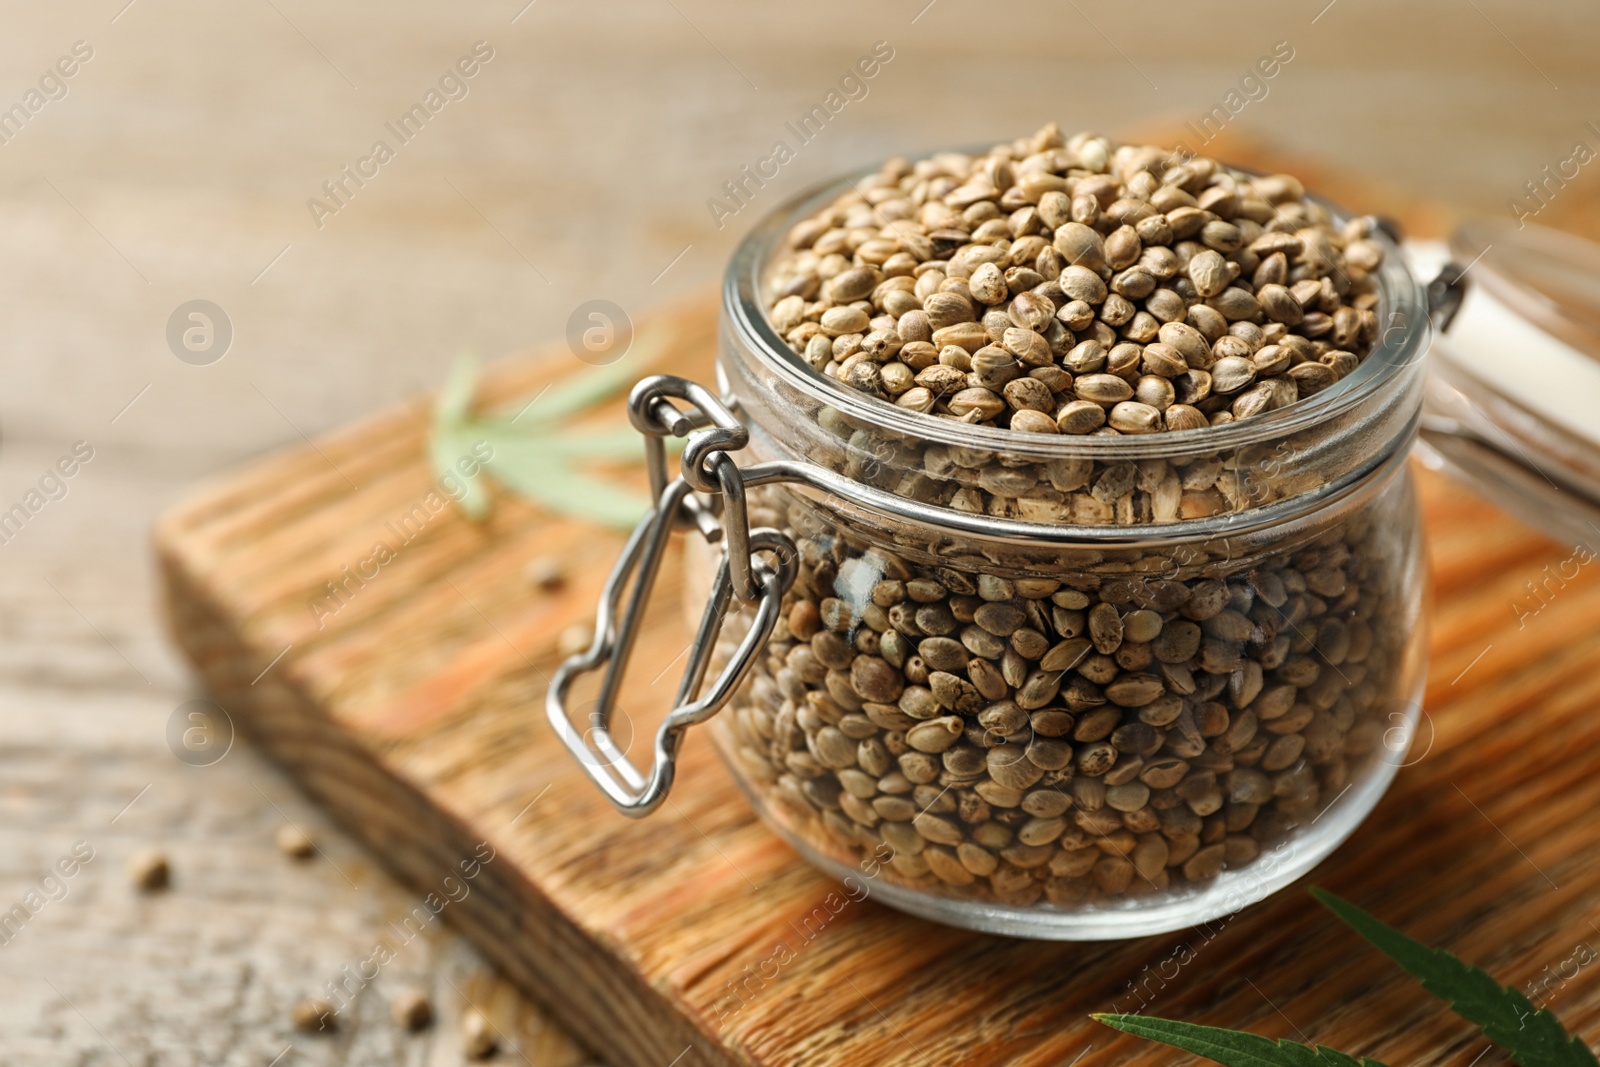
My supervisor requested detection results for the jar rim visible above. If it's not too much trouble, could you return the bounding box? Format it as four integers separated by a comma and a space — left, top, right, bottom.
722, 161, 1431, 464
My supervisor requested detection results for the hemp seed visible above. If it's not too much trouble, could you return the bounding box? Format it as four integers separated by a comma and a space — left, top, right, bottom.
768, 129, 1380, 443
714, 478, 1408, 908
273, 824, 315, 859
128, 848, 170, 892
525, 556, 567, 592
292, 998, 337, 1033
557, 622, 593, 658
391, 988, 434, 1032
462, 1008, 497, 1060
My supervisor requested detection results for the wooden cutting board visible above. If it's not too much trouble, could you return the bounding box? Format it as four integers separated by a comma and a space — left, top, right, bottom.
156, 292, 1600, 1067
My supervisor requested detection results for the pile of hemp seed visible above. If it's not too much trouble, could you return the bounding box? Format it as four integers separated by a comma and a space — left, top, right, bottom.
718, 485, 1408, 907
766, 125, 1385, 439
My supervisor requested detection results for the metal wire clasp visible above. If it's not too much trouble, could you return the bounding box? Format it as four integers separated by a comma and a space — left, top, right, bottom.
545, 375, 798, 817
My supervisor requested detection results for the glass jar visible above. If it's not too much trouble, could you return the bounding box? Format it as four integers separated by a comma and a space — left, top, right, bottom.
548, 168, 1434, 940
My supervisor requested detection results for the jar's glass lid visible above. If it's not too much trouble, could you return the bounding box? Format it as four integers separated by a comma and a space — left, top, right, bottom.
1409, 220, 1600, 548
1456, 220, 1600, 359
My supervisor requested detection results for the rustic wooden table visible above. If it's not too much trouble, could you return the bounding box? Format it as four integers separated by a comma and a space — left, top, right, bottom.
4, 1, 1599, 1062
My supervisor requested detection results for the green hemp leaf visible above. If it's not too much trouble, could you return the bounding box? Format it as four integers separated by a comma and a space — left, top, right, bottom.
430, 328, 678, 529
1094, 889, 1597, 1067
1093, 1014, 1388, 1067
1313, 889, 1598, 1067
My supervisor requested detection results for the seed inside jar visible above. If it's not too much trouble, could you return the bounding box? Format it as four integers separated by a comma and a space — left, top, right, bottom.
766, 126, 1383, 440
763, 128, 1397, 527
713, 458, 1408, 910
707, 124, 1414, 916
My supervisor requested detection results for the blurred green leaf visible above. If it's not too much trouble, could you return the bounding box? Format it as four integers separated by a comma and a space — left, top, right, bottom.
511, 358, 639, 424
429, 330, 676, 529
480, 456, 654, 528
476, 426, 647, 464
435, 352, 479, 428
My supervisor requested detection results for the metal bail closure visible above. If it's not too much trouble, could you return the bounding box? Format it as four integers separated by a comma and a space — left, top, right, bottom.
545, 375, 798, 817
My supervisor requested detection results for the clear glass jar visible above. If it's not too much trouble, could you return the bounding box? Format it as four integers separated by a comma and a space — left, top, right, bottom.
549, 169, 1432, 940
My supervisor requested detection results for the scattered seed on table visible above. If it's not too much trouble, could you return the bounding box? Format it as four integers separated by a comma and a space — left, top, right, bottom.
292, 998, 337, 1033
274, 824, 315, 860
526, 556, 566, 592
127, 848, 169, 891
462, 1007, 498, 1060
557, 622, 592, 658
391, 988, 434, 1032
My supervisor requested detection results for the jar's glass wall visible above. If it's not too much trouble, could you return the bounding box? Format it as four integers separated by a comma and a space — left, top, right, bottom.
681, 167, 1431, 939
718, 171, 1429, 535
703, 458, 1426, 938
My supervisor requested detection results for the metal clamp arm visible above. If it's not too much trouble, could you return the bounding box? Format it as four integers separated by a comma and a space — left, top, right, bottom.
545, 376, 797, 817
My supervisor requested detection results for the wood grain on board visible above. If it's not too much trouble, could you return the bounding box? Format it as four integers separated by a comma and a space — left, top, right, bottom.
157, 281, 1600, 1066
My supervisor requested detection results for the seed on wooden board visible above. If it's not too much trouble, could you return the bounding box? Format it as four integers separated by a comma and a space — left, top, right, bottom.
556, 622, 593, 658
462, 1008, 498, 1060
274, 824, 315, 860
293, 998, 337, 1033
525, 556, 566, 592
128, 848, 170, 891
391, 989, 434, 1031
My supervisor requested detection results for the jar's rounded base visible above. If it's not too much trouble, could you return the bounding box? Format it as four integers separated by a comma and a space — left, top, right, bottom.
726, 695, 1415, 940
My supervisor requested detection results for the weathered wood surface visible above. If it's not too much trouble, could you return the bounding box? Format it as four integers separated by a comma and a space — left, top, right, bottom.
158, 278, 1600, 1067
0, 440, 596, 1067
